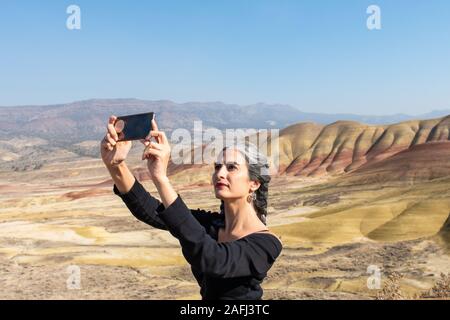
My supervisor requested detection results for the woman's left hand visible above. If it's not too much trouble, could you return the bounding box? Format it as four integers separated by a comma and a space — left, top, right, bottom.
142, 119, 171, 182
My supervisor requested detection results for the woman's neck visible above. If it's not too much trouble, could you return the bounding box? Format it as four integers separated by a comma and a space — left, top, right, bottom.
222, 197, 266, 236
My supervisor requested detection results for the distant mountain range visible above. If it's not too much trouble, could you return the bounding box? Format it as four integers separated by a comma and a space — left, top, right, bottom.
1, 98, 449, 186
157, 115, 450, 182
269, 116, 450, 181
0, 99, 448, 144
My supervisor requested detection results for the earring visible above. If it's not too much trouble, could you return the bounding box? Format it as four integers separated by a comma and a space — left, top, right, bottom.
247, 192, 256, 203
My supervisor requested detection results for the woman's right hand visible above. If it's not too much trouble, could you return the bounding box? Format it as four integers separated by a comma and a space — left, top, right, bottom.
100, 115, 132, 169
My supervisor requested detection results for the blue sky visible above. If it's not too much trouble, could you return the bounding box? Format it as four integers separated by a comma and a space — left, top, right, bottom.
0, 0, 449, 115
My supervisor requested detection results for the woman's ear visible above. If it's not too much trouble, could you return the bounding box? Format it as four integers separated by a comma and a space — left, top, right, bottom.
250, 180, 261, 192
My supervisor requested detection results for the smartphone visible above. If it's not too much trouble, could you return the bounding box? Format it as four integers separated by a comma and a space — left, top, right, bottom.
114, 112, 155, 142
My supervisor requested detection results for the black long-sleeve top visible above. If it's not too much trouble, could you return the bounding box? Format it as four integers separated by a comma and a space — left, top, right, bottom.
113, 179, 283, 300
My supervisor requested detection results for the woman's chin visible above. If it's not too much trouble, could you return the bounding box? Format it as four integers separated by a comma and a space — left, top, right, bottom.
214, 189, 229, 199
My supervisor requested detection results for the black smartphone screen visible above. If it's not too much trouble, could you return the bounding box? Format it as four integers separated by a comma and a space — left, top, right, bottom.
114, 112, 155, 142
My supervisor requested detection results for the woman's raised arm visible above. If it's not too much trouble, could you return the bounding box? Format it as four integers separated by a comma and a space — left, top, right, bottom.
100, 115, 135, 193
142, 119, 178, 208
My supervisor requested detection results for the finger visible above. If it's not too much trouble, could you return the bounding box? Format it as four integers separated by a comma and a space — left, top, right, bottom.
107, 118, 119, 141
101, 136, 111, 148
140, 139, 150, 147
107, 127, 118, 141
106, 133, 116, 146
144, 148, 162, 158
102, 139, 110, 149
147, 131, 167, 144
151, 118, 159, 132
149, 141, 162, 150
151, 119, 161, 143
142, 147, 162, 160
160, 131, 168, 144
109, 115, 117, 124
145, 131, 159, 143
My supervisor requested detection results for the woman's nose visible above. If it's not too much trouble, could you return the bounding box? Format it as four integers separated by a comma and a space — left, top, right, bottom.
217, 165, 227, 179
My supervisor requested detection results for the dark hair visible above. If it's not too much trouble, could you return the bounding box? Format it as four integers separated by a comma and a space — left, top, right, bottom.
219, 143, 271, 225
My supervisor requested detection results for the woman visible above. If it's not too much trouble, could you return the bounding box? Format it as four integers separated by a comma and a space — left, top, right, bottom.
100, 115, 283, 300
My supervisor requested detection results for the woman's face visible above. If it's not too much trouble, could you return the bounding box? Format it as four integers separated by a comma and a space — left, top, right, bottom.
212, 148, 260, 201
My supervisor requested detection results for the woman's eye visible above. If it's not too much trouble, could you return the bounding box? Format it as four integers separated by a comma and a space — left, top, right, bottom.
226, 164, 237, 171
214, 164, 222, 171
